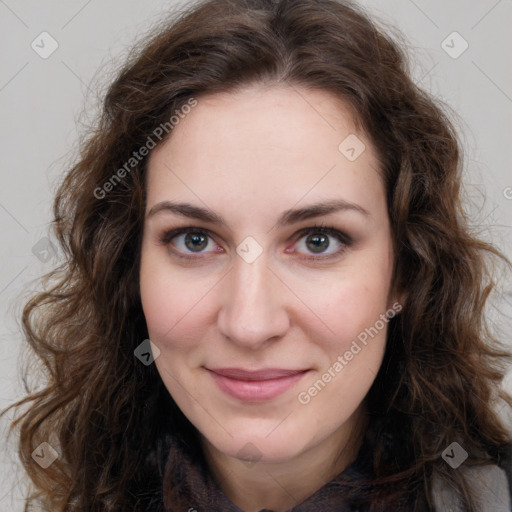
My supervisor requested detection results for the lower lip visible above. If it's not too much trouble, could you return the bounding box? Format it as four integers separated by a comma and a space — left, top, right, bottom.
208, 371, 308, 402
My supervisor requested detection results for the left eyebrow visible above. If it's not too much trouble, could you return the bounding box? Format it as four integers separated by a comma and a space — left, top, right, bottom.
146, 198, 370, 229
276, 198, 371, 227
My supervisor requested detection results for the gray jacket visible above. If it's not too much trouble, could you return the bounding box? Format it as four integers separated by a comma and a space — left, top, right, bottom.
433, 463, 512, 511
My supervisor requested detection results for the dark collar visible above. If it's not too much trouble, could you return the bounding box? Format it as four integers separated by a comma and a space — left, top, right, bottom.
161, 428, 378, 512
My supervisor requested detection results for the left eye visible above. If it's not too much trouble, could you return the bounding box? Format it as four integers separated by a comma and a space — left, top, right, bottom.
292, 227, 347, 258
159, 225, 350, 260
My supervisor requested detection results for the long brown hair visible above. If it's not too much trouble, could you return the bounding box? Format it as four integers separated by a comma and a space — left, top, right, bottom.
3, 0, 512, 510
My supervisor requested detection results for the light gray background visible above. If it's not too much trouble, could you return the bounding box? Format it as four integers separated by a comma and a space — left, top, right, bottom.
1, 0, 511, 509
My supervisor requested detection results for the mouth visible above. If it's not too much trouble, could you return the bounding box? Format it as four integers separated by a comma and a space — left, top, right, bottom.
205, 367, 310, 402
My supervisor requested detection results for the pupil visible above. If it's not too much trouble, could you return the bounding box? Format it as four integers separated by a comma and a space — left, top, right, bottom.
307, 233, 329, 253
186, 232, 207, 252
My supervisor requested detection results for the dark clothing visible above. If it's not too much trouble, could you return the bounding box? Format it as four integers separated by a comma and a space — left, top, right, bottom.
161, 428, 390, 512
157, 418, 512, 511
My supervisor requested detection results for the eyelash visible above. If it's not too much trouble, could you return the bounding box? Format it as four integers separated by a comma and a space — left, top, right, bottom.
158, 223, 352, 262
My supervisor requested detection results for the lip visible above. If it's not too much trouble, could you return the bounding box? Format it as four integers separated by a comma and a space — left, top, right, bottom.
206, 367, 309, 402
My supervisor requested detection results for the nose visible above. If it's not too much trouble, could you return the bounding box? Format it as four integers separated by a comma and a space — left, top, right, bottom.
217, 250, 290, 350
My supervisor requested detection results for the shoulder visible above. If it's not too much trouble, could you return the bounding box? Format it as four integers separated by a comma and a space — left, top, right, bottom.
432, 451, 512, 512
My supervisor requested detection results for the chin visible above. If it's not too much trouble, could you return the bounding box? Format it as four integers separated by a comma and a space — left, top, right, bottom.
205, 424, 311, 464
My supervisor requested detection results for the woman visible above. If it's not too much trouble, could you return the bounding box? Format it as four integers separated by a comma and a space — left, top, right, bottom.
3, 0, 512, 510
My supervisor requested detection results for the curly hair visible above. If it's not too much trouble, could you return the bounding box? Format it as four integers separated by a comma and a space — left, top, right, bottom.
3, 0, 512, 510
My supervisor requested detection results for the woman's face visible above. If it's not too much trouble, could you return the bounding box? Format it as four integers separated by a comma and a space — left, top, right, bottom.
140, 85, 400, 464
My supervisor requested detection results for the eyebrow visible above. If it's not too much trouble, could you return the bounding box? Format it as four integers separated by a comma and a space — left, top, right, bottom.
147, 198, 370, 229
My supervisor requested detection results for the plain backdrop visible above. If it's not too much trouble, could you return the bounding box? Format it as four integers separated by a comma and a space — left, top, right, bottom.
1, 0, 511, 509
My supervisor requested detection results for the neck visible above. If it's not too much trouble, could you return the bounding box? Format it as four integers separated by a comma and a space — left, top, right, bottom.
200, 406, 368, 512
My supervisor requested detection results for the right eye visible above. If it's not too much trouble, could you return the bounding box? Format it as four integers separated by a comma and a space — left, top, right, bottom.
159, 227, 223, 260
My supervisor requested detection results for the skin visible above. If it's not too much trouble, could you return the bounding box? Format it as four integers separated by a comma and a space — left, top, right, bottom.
139, 84, 402, 511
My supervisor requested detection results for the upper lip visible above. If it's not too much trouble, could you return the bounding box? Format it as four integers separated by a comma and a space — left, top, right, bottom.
206, 367, 308, 381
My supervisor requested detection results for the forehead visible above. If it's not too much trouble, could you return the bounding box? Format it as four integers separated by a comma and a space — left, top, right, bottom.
145, 85, 385, 225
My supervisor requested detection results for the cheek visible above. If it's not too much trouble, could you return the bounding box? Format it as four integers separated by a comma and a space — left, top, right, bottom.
139, 267, 171, 338
139, 246, 215, 349
304, 266, 393, 353
139, 246, 183, 341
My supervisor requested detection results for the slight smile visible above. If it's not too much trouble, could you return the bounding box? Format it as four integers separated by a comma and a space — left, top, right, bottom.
205, 367, 310, 402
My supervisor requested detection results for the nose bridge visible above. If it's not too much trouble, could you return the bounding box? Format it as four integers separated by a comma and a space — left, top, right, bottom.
218, 250, 288, 348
